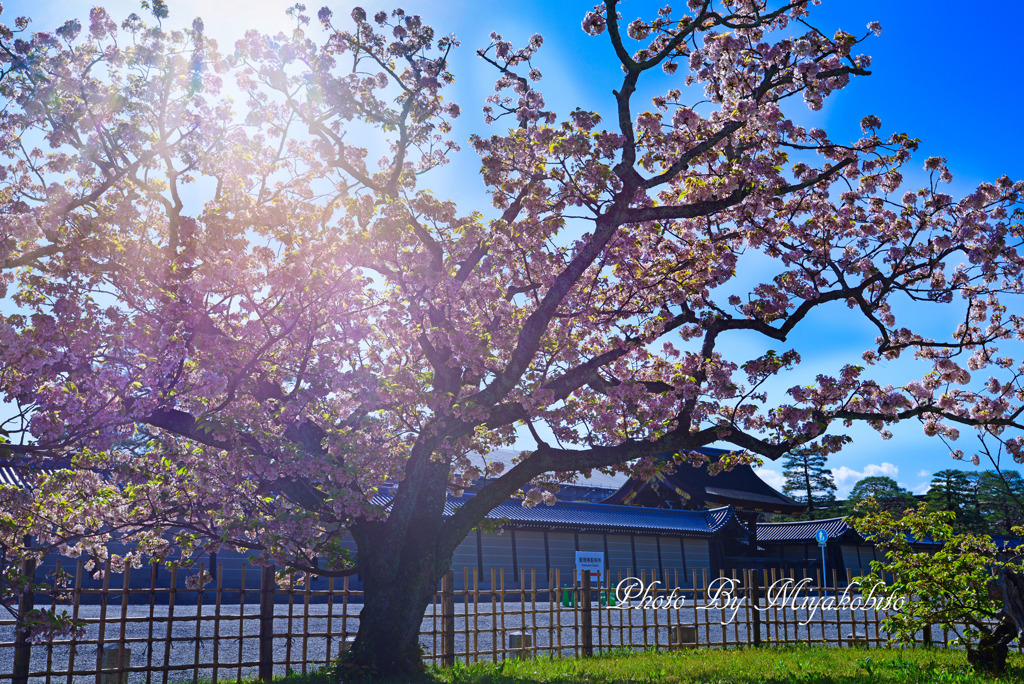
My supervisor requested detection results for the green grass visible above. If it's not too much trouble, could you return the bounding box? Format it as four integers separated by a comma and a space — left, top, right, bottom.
199, 647, 1024, 683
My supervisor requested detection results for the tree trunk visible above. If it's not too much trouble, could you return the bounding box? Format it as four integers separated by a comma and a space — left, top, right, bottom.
341, 555, 444, 677
340, 456, 453, 677
997, 565, 1024, 635
803, 460, 814, 515
967, 616, 1018, 675
967, 635, 1007, 675
967, 566, 1024, 676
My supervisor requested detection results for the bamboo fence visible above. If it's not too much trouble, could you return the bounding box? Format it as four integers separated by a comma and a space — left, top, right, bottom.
2, 560, 1017, 683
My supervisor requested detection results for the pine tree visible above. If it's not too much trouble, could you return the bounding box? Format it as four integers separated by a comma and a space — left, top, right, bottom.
977, 470, 1024, 537
845, 476, 917, 517
926, 469, 985, 532
782, 447, 838, 519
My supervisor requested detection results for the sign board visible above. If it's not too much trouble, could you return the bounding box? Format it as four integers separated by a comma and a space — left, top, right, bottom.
575, 551, 604, 583
815, 528, 829, 589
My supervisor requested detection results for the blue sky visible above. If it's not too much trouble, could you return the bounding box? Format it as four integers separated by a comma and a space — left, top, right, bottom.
4, 1, 1024, 496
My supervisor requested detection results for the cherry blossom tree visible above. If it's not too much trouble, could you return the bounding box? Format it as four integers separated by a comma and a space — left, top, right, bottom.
2, 0, 1024, 673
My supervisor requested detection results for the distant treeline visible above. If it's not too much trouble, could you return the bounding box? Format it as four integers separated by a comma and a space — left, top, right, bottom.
778, 462, 1024, 537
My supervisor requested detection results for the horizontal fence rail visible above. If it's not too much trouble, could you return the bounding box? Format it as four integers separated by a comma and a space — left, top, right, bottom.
2, 560, 1018, 683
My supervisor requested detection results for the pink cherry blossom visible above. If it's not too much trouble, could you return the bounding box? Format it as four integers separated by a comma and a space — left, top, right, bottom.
2, 1, 1023, 674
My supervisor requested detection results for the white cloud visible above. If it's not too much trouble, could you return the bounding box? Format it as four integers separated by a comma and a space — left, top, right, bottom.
917, 470, 931, 479
832, 462, 900, 497
755, 460, 917, 499
864, 462, 899, 478
754, 465, 785, 492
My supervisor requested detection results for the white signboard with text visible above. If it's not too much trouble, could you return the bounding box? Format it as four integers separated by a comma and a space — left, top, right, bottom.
575, 551, 604, 583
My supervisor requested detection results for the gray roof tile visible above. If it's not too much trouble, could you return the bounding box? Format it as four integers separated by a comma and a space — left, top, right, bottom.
756, 517, 851, 542
373, 491, 731, 536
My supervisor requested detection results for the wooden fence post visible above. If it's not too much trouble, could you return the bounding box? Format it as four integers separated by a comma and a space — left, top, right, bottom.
162, 564, 178, 684
441, 570, 455, 667
259, 565, 276, 682
750, 569, 762, 647
581, 571, 593, 657
95, 559, 112, 684
12, 554, 36, 684
115, 566, 131, 684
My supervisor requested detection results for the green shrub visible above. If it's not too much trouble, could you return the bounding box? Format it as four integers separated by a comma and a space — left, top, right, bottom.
852, 501, 1023, 674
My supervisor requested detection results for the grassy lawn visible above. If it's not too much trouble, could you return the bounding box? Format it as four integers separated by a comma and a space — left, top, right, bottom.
256, 646, 1024, 683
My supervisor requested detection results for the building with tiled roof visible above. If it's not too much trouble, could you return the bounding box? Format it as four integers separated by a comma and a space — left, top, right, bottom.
600, 448, 805, 515
5, 453, 895, 595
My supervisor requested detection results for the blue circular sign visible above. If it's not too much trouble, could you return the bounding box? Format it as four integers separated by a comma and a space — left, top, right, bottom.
815, 529, 828, 544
